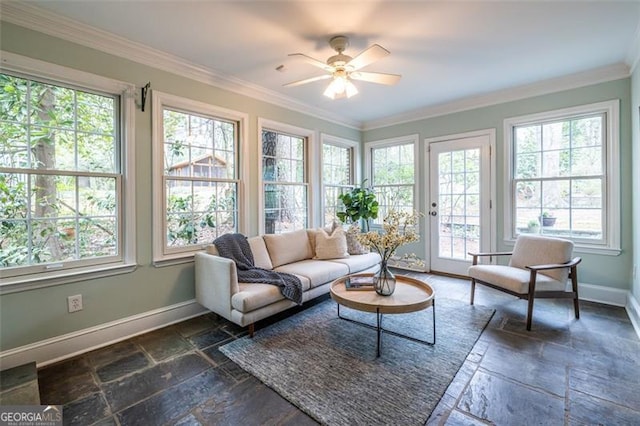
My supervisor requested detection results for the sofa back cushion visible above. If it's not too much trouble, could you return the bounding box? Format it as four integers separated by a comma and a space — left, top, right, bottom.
248, 236, 273, 270
205, 236, 273, 270
263, 229, 313, 267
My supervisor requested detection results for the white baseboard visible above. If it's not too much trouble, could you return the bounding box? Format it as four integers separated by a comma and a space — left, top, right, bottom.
0, 300, 208, 370
579, 282, 640, 339
578, 282, 629, 307
626, 293, 640, 340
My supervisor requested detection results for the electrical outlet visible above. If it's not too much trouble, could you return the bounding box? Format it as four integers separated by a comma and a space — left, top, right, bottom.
67, 294, 83, 313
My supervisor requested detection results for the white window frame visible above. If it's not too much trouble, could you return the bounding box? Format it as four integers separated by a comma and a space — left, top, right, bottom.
365, 134, 419, 228
0, 51, 136, 292
503, 100, 620, 255
257, 118, 315, 234
152, 91, 248, 265
320, 134, 360, 226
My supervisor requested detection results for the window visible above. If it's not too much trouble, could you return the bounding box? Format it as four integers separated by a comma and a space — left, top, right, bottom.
505, 100, 620, 253
152, 92, 247, 262
366, 135, 417, 225
321, 135, 358, 226
0, 53, 135, 285
259, 120, 311, 234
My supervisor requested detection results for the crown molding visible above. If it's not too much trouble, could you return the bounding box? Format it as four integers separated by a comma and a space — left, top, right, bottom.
1, 2, 634, 133
0, 1, 361, 130
362, 63, 630, 131
626, 18, 640, 73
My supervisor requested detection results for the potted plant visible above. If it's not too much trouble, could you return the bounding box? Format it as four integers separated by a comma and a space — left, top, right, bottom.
336, 181, 379, 231
539, 211, 556, 227
527, 220, 540, 234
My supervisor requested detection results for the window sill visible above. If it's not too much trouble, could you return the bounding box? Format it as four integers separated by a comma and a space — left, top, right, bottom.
0, 262, 138, 295
503, 239, 621, 256
153, 254, 196, 268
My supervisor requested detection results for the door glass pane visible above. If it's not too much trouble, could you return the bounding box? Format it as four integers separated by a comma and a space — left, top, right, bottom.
437, 148, 480, 261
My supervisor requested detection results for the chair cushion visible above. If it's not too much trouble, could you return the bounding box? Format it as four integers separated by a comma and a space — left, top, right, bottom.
468, 264, 566, 294
275, 260, 349, 288
263, 229, 313, 268
509, 235, 573, 282
327, 252, 381, 273
231, 275, 311, 313
314, 227, 349, 260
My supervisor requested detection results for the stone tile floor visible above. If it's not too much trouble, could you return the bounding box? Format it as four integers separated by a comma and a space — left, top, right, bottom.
34, 273, 640, 425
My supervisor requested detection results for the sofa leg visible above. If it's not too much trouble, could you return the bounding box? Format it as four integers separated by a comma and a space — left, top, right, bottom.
248, 323, 255, 338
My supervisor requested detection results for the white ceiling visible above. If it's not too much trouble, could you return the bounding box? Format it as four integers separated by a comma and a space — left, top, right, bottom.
7, 1, 640, 127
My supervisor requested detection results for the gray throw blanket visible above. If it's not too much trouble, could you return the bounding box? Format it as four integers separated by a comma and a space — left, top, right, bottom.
213, 233, 303, 305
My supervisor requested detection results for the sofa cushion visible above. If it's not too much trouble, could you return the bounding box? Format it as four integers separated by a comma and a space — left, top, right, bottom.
206, 236, 273, 270
275, 260, 349, 288
263, 229, 313, 267
468, 264, 566, 294
314, 227, 349, 260
248, 236, 273, 270
307, 222, 338, 258
231, 275, 311, 313
327, 252, 381, 273
345, 224, 370, 255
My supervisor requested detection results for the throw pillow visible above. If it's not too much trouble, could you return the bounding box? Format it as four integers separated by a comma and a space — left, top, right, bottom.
307, 221, 340, 257
346, 224, 370, 255
314, 227, 349, 260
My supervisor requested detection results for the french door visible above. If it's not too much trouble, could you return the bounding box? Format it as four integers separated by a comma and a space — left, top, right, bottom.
428, 133, 493, 275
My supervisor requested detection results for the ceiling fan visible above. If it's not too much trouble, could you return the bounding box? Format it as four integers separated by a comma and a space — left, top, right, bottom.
283, 35, 401, 100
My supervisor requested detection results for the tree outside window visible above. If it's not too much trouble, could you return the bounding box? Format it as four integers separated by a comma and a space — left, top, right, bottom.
1, 73, 120, 273
370, 141, 415, 225
162, 109, 238, 251
513, 114, 604, 240
262, 129, 308, 234
322, 142, 354, 226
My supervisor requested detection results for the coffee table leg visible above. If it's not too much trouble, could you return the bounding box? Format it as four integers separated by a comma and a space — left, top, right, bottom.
432, 298, 436, 345
334, 301, 435, 356
376, 308, 382, 358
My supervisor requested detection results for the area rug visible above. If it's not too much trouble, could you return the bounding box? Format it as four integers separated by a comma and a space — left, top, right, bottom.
220, 298, 494, 426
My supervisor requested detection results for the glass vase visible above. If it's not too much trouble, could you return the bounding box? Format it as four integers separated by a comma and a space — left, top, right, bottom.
374, 261, 396, 296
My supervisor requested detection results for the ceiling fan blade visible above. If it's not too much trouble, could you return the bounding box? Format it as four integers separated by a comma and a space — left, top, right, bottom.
283, 74, 331, 87
347, 44, 390, 71
288, 53, 332, 71
350, 71, 401, 85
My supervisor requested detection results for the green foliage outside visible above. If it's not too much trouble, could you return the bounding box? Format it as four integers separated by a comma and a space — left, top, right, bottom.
1, 73, 117, 268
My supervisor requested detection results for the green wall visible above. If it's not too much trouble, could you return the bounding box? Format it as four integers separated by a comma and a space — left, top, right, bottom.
363, 78, 633, 291
0, 20, 635, 353
0, 22, 359, 351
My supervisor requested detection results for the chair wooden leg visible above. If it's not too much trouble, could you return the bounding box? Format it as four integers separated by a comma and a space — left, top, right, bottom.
526, 270, 538, 331
571, 266, 580, 319
248, 323, 255, 338
526, 296, 535, 331
470, 278, 476, 305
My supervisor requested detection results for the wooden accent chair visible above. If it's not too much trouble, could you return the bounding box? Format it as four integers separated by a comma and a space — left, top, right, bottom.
468, 234, 581, 330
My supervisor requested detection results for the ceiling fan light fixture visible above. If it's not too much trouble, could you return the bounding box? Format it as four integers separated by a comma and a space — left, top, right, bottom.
286, 35, 398, 99
324, 75, 358, 99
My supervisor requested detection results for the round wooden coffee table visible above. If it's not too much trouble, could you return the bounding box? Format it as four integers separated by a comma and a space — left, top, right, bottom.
330, 273, 436, 357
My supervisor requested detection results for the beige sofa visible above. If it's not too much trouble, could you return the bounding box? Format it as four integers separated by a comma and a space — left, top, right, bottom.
195, 229, 381, 335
